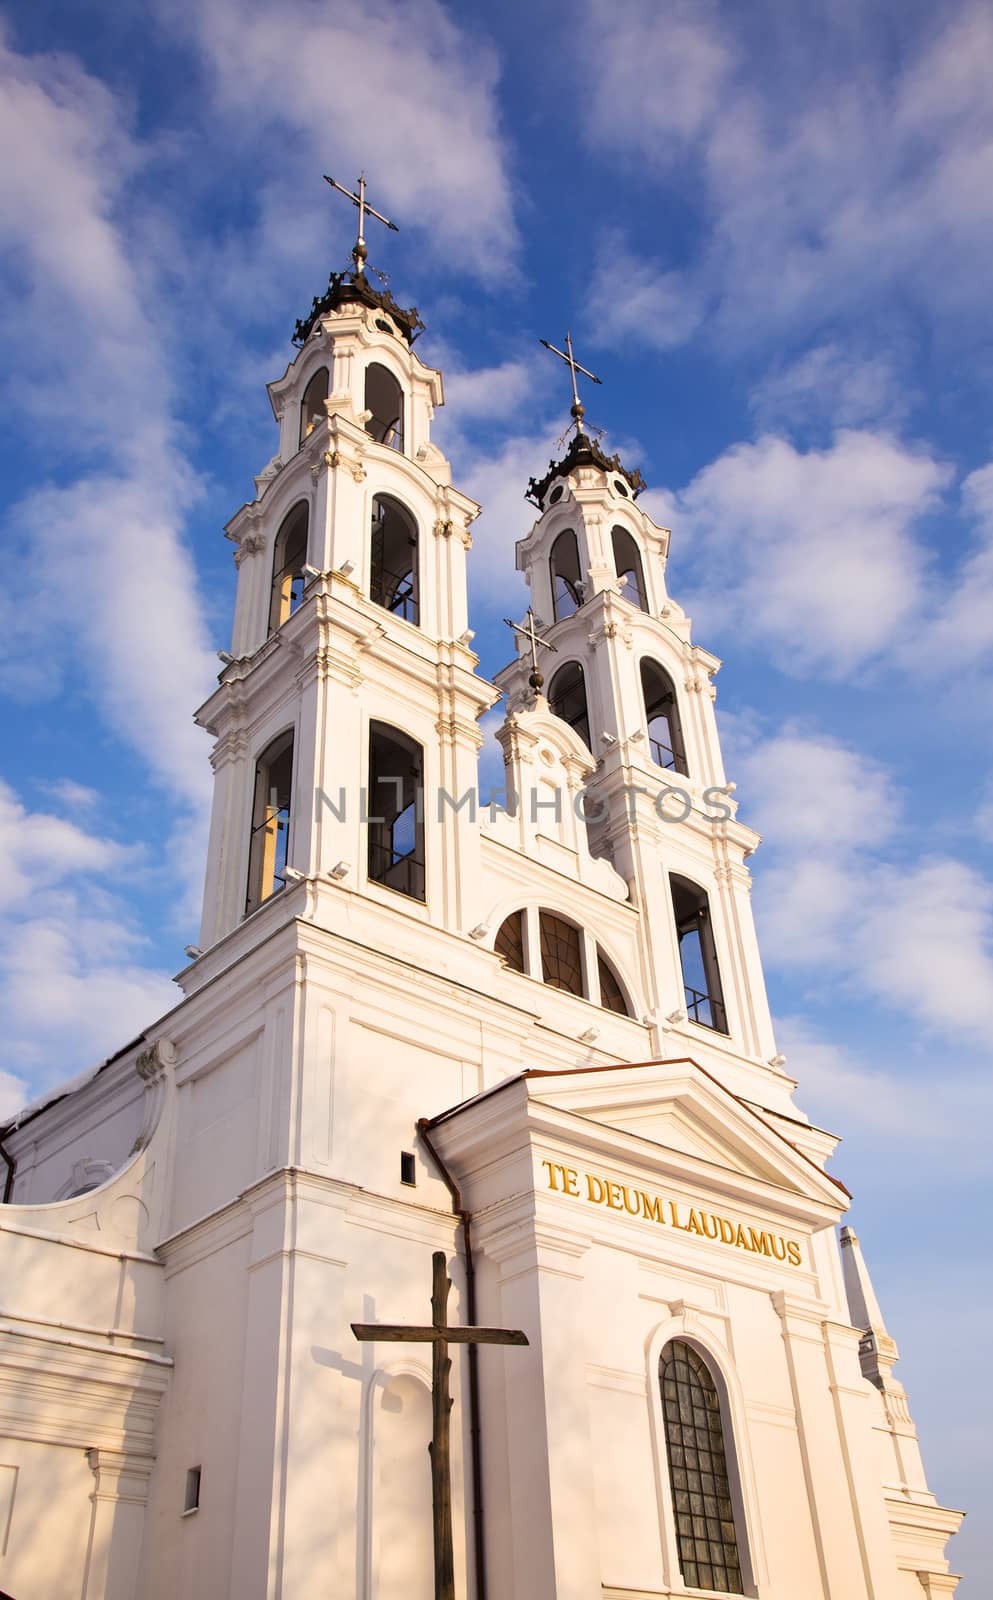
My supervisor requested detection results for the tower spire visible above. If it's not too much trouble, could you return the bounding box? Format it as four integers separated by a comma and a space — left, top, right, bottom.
540, 330, 601, 435
323, 172, 398, 277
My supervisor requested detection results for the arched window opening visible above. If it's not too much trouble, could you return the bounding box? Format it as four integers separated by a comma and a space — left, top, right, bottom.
596, 950, 629, 1015
495, 910, 525, 973
641, 660, 687, 776
299, 367, 329, 445
268, 502, 309, 635
549, 530, 583, 622
368, 723, 425, 901
371, 495, 419, 626
539, 912, 583, 997
660, 1341, 744, 1594
246, 731, 294, 914
670, 876, 727, 1033
612, 526, 649, 612
548, 661, 591, 749
365, 361, 404, 452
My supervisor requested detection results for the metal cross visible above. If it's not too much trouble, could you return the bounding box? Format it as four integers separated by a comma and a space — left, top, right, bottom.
352, 1251, 528, 1600
540, 329, 602, 433
504, 607, 558, 694
323, 172, 399, 276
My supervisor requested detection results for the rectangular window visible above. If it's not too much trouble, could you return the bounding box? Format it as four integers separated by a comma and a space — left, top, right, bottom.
400, 1151, 416, 1186
183, 1466, 202, 1515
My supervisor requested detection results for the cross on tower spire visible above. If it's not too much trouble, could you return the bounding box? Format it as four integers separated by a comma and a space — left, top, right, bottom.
504, 608, 558, 694
540, 330, 602, 435
323, 172, 399, 277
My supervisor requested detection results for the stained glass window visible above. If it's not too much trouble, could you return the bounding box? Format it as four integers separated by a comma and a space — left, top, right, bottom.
660, 1341, 743, 1595
539, 912, 583, 996
495, 911, 525, 972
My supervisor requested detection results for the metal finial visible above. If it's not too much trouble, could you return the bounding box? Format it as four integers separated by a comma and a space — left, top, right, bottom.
323, 173, 398, 277
540, 330, 602, 436
504, 609, 558, 695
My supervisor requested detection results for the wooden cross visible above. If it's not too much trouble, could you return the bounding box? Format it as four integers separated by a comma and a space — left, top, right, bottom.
323, 172, 399, 276
352, 1251, 528, 1600
540, 329, 601, 433
504, 607, 558, 694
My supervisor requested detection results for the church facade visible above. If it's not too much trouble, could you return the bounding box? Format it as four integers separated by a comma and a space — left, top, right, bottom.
0, 262, 963, 1598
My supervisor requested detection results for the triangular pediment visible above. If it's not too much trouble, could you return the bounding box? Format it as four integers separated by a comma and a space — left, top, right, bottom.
521, 1057, 846, 1211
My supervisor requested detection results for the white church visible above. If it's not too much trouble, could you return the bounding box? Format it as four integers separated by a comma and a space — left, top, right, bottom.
0, 212, 963, 1598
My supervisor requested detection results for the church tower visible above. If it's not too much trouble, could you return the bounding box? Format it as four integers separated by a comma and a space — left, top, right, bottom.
0, 201, 963, 1600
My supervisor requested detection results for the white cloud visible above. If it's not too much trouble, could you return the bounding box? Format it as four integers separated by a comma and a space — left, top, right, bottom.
776, 1016, 993, 1173
737, 726, 993, 1042
443, 360, 538, 424
655, 429, 949, 676
458, 427, 562, 605
750, 344, 913, 432
587, 233, 705, 352
0, 35, 216, 808
581, 3, 993, 349
160, 0, 519, 285
0, 783, 177, 1095
912, 461, 993, 670
38, 779, 101, 811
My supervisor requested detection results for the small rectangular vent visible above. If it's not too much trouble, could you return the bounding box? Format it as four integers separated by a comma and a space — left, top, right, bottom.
400, 1151, 416, 1186
184, 1466, 202, 1514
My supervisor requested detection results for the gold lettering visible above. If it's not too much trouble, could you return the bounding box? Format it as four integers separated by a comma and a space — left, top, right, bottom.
787, 1241, 802, 1266
541, 1159, 562, 1191
622, 1185, 641, 1216
702, 1213, 720, 1240
562, 1166, 579, 1197
770, 1236, 787, 1262
669, 1200, 681, 1226
640, 1192, 665, 1224
587, 1173, 606, 1204
685, 1208, 703, 1235
605, 1181, 623, 1210
734, 1223, 751, 1250
718, 1217, 736, 1245
748, 1227, 773, 1257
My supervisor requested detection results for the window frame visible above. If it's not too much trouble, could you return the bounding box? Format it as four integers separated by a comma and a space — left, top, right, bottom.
245, 728, 295, 916
370, 493, 420, 628
641, 657, 689, 777
669, 874, 729, 1036
647, 1318, 763, 1596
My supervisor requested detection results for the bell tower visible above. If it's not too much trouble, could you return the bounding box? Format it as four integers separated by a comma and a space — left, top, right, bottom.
495, 340, 780, 1102
194, 210, 493, 955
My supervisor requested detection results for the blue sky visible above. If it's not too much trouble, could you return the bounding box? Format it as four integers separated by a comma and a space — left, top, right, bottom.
1, 0, 990, 1583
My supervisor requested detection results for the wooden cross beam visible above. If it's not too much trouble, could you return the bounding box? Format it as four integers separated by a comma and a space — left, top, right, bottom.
352, 1251, 528, 1600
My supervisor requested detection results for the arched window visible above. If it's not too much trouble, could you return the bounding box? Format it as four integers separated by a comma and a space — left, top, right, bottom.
549, 530, 583, 622
269, 502, 309, 635
596, 950, 629, 1015
539, 912, 583, 996
670, 875, 727, 1033
246, 730, 294, 913
371, 495, 419, 625
365, 361, 404, 452
659, 1341, 744, 1594
368, 722, 425, 901
299, 366, 329, 445
494, 910, 525, 972
548, 661, 591, 748
612, 527, 649, 612
641, 660, 687, 776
